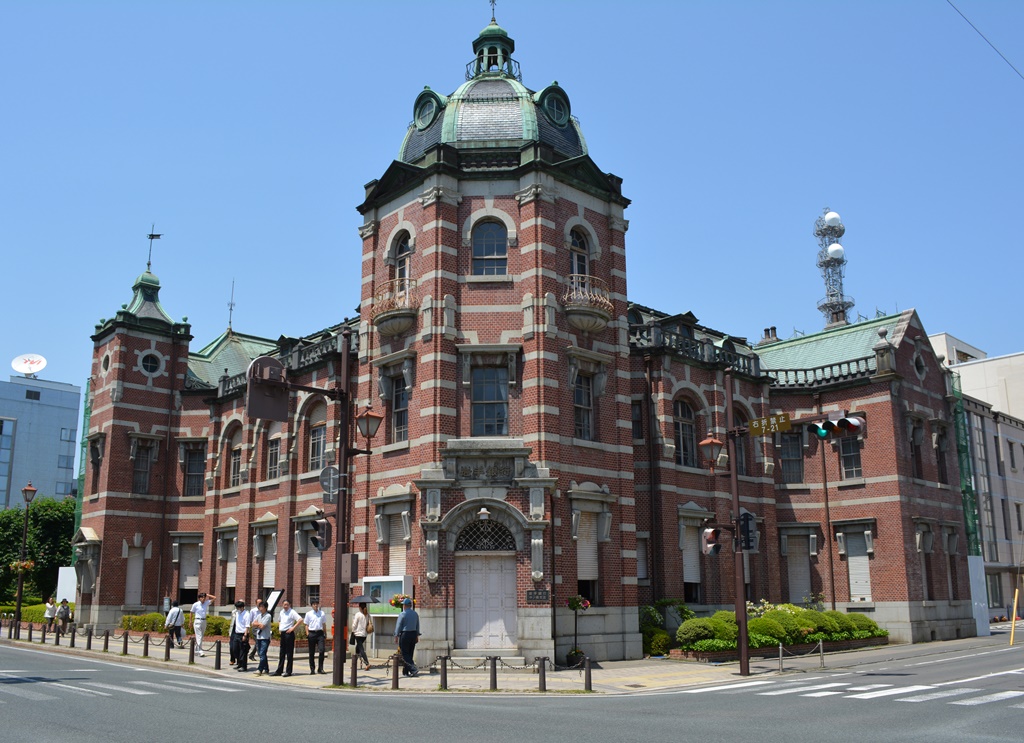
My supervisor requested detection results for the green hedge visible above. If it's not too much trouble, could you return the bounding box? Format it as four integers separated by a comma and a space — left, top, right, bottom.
0, 603, 74, 624
747, 617, 787, 643
677, 606, 887, 650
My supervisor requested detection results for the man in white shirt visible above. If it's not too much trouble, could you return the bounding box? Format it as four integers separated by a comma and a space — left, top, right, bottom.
163, 601, 185, 648
228, 600, 247, 666
304, 600, 327, 675
247, 599, 261, 663
189, 591, 216, 657
270, 599, 303, 677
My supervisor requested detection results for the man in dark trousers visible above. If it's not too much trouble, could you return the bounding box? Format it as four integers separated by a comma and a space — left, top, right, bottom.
270, 600, 302, 677
393, 597, 420, 677
229, 600, 249, 671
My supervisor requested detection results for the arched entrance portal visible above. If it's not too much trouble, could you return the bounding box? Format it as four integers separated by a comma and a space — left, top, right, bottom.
454, 520, 518, 650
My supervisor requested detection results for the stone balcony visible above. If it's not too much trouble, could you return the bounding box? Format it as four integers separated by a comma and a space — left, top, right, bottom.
369, 278, 418, 337
562, 274, 613, 333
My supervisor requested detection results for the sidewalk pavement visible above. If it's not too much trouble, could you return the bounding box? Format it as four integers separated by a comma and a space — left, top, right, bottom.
1, 623, 1012, 695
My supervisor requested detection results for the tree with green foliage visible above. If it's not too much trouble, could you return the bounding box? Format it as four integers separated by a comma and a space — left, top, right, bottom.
0, 497, 76, 602
0, 507, 24, 601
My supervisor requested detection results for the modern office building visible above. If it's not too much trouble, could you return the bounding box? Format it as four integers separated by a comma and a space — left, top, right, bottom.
0, 374, 82, 509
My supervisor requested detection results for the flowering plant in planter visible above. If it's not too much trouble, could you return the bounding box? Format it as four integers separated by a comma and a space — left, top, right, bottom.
389, 594, 413, 609
9, 560, 35, 574
566, 595, 591, 612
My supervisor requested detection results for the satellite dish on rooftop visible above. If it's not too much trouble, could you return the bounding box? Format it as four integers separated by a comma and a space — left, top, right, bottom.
12, 353, 47, 377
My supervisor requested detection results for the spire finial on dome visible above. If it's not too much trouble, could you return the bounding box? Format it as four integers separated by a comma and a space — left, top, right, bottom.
490, 0, 497, 24
146, 225, 162, 272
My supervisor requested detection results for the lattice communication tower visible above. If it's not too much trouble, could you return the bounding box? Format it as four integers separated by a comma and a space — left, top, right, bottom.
814, 207, 854, 327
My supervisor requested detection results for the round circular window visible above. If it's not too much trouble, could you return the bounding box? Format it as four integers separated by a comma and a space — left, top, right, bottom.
102, 354, 110, 372
543, 93, 569, 126
415, 97, 437, 130
141, 353, 161, 375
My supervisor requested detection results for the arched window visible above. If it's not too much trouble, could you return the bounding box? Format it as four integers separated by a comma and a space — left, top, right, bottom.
472, 221, 507, 276
733, 409, 748, 476
227, 427, 243, 487
394, 232, 412, 289
308, 402, 327, 471
569, 228, 589, 277
455, 520, 516, 551
674, 400, 698, 468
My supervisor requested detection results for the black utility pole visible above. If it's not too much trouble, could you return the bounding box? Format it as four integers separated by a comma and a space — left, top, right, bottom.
724, 370, 750, 676
332, 327, 352, 688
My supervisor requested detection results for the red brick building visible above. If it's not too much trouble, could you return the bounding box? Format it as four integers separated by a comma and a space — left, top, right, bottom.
75, 20, 974, 659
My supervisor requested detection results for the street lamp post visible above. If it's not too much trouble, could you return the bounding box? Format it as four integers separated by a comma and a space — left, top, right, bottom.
14, 481, 38, 640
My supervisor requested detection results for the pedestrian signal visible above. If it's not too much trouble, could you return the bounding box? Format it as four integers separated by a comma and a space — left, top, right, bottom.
701, 528, 722, 556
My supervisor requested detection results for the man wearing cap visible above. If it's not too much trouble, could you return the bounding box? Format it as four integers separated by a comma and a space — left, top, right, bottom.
229, 600, 250, 671
393, 597, 420, 677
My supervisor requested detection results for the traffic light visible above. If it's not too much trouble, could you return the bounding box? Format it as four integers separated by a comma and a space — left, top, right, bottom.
701, 528, 722, 556
807, 416, 864, 439
739, 512, 757, 552
309, 518, 332, 551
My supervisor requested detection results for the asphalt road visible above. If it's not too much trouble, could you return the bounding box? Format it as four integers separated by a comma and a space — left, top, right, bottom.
2, 639, 1022, 743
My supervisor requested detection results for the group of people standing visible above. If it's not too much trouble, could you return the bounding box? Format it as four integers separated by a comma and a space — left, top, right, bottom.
42, 597, 73, 635
160, 593, 422, 678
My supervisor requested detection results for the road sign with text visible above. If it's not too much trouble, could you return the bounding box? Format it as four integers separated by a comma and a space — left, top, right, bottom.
748, 413, 792, 436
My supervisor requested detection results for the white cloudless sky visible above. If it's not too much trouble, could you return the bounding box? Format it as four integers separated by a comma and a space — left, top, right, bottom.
3, 0, 1022, 395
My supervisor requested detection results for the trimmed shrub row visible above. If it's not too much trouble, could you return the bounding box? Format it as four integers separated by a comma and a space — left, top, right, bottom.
0, 603, 75, 625
676, 605, 887, 650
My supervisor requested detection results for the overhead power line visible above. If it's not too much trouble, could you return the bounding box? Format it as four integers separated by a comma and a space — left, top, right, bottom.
946, 0, 1024, 83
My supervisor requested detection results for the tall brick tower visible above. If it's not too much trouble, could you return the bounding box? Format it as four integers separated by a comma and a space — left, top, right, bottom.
356, 17, 640, 662
77, 267, 192, 628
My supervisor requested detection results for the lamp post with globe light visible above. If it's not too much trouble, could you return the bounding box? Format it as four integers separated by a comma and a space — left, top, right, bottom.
13, 482, 37, 639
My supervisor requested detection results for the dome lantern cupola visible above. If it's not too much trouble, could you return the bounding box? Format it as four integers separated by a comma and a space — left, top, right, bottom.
467, 15, 520, 82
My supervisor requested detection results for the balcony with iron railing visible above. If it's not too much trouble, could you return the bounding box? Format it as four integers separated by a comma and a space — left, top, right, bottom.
562, 275, 614, 333
628, 325, 761, 377
369, 278, 418, 337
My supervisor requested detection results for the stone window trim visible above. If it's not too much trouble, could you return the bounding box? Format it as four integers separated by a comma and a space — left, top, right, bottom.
374, 349, 416, 400
563, 218, 602, 262
169, 532, 203, 564
568, 481, 615, 543
177, 437, 206, 466
458, 343, 521, 387
382, 224, 416, 267
928, 418, 949, 448
778, 522, 823, 556
833, 518, 877, 555
912, 517, 939, 554
677, 502, 714, 550
567, 346, 612, 398
372, 486, 416, 545
87, 431, 107, 465
250, 513, 279, 560
461, 208, 518, 252
128, 432, 162, 462
939, 521, 961, 554
213, 517, 240, 561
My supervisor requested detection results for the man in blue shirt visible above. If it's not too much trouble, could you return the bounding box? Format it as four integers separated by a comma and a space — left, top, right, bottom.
393, 597, 420, 677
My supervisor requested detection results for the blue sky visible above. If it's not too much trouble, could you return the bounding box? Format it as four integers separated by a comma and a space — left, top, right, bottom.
3, 0, 1022, 395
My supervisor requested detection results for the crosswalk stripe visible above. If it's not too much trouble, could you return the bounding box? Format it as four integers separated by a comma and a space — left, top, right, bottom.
82, 682, 156, 696
135, 681, 202, 694
759, 683, 851, 696
896, 688, 981, 703
847, 684, 893, 691
45, 682, 111, 697
0, 683, 58, 701
163, 679, 242, 692
949, 691, 1024, 706
802, 691, 847, 697
682, 680, 774, 693
846, 685, 934, 699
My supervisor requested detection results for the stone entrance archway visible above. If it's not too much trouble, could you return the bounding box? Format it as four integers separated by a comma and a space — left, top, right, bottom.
454, 521, 518, 650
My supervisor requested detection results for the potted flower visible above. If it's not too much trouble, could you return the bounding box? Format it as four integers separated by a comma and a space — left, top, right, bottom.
8, 559, 34, 574
389, 593, 413, 609
566, 594, 591, 666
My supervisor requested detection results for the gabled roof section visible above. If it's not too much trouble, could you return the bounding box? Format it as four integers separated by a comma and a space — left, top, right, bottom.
358, 160, 427, 214
757, 310, 916, 372
188, 329, 278, 387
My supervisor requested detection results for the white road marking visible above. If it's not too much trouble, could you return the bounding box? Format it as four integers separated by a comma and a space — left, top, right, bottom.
759, 682, 851, 696
846, 684, 893, 691
909, 647, 1022, 667
681, 680, 775, 693
44, 682, 111, 697
0, 683, 58, 701
949, 691, 1024, 706
82, 681, 156, 695
933, 668, 1024, 686
896, 688, 981, 703
847, 685, 934, 699
135, 680, 202, 693
802, 691, 847, 697
163, 679, 242, 692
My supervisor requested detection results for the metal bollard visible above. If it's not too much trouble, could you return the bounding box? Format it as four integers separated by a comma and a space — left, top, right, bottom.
188, 637, 195, 664
54, 626, 60, 646
121, 632, 129, 655
143, 633, 149, 657
27, 623, 33, 642
438, 656, 448, 691
537, 657, 547, 692
584, 656, 592, 692
779, 642, 783, 673
214, 640, 222, 670
350, 654, 358, 687
103, 630, 110, 652
69, 625, 76, 648
86, 627, 93, 651
164, 634, 172, 661
391, 654, 400, 689
818, 639, 825, 669
489, 655, 498, 691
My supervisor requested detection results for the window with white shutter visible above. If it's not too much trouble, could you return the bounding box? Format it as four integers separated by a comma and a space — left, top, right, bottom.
845, 531, 872, 601
305, 532, 322, 585
576, 512, 599, 580
786, 536, 811, 604
389, 516, 407, 576
263, 533, 277, 588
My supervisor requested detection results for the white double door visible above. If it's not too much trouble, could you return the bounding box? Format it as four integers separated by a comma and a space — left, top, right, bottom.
455, 553, 517, 649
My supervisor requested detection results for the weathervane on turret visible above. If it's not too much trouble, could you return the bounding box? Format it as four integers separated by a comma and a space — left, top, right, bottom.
146, 225, 162, 272
813, 208, 854, 328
